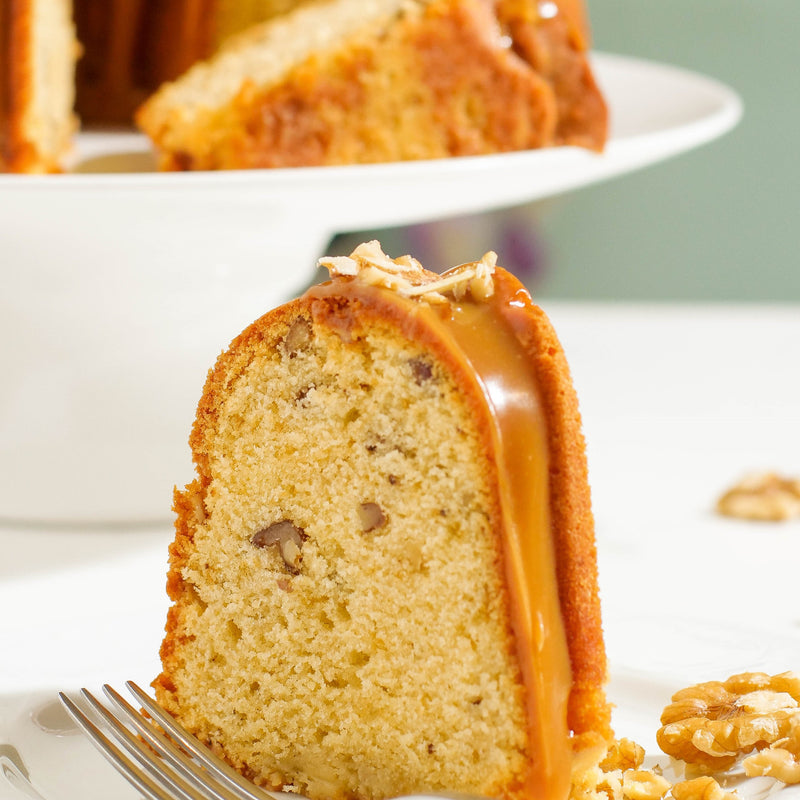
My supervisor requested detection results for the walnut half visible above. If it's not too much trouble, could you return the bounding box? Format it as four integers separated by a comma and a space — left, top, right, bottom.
657, 672, 800, 771
716, 472, 800, 521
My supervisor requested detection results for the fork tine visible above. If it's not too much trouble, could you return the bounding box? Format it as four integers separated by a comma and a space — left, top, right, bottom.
125, 681, 275, 800
58, 691, 181, 800
101, 685, 251, 800
78, 687, 235, 800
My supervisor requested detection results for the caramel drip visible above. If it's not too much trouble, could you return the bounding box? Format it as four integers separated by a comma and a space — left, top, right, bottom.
0, 0, 10, 166
308, 276, 573, 800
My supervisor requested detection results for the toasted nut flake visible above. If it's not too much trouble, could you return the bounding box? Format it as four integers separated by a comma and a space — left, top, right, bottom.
252, 520, 307, 574
716, 472, 800, 521
318, 241, 496, 303
358, 502, 387, 532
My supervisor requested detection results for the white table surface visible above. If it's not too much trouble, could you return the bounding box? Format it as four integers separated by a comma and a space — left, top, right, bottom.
1, 301, 798, 786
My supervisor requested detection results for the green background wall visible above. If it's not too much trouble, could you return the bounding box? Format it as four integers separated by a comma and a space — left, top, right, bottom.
335, 1, 800, 301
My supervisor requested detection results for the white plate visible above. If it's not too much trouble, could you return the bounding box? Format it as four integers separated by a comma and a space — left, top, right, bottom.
0, 52, 742, 524
3, 670, 799, 800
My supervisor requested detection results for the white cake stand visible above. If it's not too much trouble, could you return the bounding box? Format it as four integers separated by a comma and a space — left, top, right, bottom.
0, 53, 741, 523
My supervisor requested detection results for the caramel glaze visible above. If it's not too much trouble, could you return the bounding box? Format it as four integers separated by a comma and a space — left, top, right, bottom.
306, 268, 605, 800
0, 0, 10, 167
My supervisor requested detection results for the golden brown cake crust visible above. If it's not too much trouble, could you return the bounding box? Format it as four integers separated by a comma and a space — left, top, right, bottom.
1, 0, 37, 172
158, 259, 610, 799
2, 0, 76, 173
492, 270, 610, 738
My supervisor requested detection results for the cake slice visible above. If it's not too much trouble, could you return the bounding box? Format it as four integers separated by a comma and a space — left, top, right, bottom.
156, 241, 611, 800
209, 0, 313, 48
137, 0, 608, 170
1, 0, 78, 173
72, 0, 306, 125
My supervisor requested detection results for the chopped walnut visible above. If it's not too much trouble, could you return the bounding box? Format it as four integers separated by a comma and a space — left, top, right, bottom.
622, 769, 671, 800
570, 734, 616, 800
657, 672, 800, 771
570, 735, 668, 800
358, 502, 387, 532
318, 240, 496, 304
188, 492, 206, 524
251, 520, 307, 574
601, 739, 646, 772
743, 724, 800, 784
716, 472, 800, 521
671, 777, 738, 800
409, 357, 434, 384
281, 318, 312, 357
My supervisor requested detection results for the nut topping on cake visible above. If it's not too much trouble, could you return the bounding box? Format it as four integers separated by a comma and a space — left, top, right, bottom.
318, 240, 496, 303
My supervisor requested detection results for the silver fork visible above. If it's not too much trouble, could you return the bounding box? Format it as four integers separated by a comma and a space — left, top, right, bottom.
58, 682, 278, 800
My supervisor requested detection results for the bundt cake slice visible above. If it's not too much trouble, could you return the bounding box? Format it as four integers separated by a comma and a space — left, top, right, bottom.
1, 0, 78, 173
137, 0, 607, 170
157, 241, 611, 800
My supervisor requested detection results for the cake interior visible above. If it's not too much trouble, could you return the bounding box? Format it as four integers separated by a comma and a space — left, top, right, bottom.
164, 310, 532, 798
